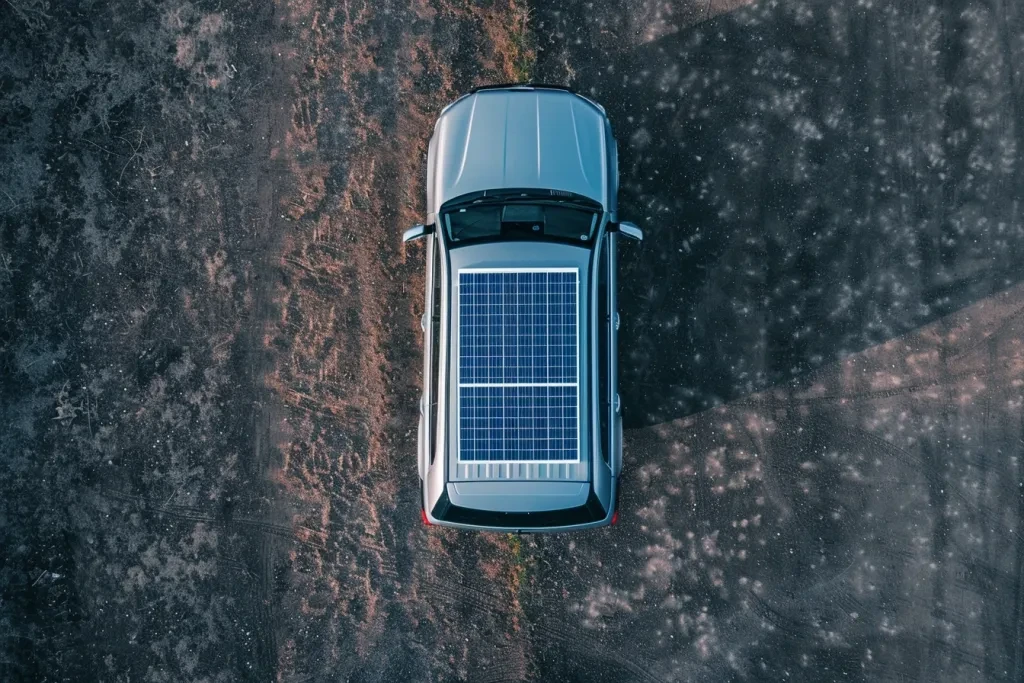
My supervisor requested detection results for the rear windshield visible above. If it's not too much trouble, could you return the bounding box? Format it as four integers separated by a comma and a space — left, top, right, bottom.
444, 201, 598, 245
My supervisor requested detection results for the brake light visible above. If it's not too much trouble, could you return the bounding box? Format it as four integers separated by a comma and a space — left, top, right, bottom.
611, 510, 619, 525
421, 509, 431, 525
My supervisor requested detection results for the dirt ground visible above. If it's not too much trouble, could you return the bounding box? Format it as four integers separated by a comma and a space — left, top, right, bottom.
2, 0, 1023, 682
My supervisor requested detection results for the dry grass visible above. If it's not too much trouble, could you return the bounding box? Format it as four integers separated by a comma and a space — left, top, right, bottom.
503, 4, 536, 82
471, 0, 536, 83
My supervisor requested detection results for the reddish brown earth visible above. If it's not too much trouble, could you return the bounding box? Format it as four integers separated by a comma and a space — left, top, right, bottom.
2, 1, 537, 680
3, 0, 1024, 682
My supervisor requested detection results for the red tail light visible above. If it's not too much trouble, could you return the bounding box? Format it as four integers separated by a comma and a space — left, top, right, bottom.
420, 509, 431, 525
611, 510, 619, 525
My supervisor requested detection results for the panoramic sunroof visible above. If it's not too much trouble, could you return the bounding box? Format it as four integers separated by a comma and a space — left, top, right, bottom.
456, 268, 579, 463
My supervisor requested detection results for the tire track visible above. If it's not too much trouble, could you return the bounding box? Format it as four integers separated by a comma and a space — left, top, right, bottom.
254, 533, 279, 678
954, 557, 1018, 598
418, 577, 508, 620
470, 644, 532, 683
96, 488, 328, 549
215, 555, 259, 583
745, 590, 809, 639
528, 619, 667, 683
422, 570, 665, 683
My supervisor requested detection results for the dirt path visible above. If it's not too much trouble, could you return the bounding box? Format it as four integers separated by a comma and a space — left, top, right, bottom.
1, 0, 537, 680
257, 1, 537, 680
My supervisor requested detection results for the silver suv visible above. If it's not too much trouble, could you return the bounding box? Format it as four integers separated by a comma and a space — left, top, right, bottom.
404, 85, 642, 531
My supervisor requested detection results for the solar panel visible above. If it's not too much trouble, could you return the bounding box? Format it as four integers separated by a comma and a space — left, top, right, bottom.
457, 268, 579, 463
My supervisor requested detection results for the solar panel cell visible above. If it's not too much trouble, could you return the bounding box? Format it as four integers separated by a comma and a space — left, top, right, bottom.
458, 385, 577, 462
457, 268, 579, 463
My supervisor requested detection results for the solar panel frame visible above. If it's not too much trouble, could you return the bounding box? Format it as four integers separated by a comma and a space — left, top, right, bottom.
455, 267, 581, 464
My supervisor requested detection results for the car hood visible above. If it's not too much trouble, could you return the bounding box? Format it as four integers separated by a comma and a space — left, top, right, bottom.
427, 88, 613, 217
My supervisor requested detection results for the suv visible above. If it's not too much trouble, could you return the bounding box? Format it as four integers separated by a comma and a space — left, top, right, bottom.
404, 85, 642, 531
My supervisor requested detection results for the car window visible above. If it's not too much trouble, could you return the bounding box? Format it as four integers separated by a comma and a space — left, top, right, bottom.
542, 205, 598, 241
444, 201, 598, 245
446, 204, 502, 241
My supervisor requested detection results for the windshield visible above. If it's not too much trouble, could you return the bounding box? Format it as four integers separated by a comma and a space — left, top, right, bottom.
443, 199, 599, 245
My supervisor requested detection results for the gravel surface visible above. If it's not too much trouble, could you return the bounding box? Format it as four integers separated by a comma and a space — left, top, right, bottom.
2, 0, 1022, 681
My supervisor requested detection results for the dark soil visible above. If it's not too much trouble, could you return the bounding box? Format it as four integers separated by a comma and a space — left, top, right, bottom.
2, 0, 1023, 681
526, 1, 1024, 681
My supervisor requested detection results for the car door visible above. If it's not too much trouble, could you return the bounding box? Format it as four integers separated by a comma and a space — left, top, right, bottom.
420, 235, 443, 479
607, 231, 622, 476
597, 230, 621, 476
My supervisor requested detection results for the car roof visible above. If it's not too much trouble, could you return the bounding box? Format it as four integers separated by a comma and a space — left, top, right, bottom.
441, 240, 597, 485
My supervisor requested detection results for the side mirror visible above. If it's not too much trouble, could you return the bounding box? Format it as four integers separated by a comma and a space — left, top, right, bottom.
403, 223, 434, 243
616, 221, 643, 242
